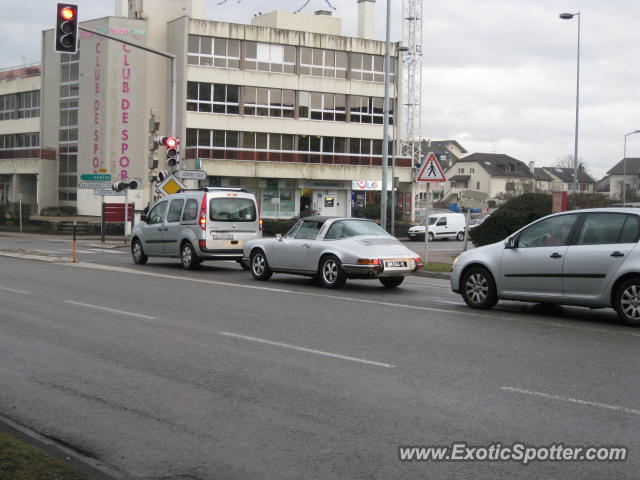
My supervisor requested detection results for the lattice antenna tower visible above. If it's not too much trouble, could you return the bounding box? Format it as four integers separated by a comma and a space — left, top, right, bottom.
401, 0, 423, 168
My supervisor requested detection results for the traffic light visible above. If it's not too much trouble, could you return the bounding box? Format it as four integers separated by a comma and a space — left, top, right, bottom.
55, 4, 78, 54
112, 180, 138, 192
160, 136, 179, 170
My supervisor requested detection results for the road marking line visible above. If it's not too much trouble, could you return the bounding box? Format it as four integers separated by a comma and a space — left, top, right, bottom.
219, 331, 395, 368
56, 261, 640, 338
0, 286, 31, 295
501, 386, 640, 416
68, 261, 485, 318
64, 300, 156, 320
406, 281, 450, 289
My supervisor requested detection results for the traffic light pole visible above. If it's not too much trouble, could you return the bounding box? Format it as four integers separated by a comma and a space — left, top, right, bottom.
78, 27, 176, 139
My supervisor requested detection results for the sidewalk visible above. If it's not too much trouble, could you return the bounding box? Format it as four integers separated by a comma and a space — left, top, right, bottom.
0, 231, 129, 249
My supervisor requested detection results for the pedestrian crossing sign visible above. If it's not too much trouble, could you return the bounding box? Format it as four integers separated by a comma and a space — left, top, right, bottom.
416, 152, 446, 182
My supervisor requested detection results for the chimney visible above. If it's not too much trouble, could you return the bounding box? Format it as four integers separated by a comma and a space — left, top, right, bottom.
357, 0, 376, 40
529, 161, 535, 174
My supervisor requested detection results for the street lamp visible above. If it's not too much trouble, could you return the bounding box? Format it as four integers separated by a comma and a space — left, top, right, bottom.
623, 129, 640, 206
559, 11, 581, 193
381, 0, 392, 231
390, 44, 410, 236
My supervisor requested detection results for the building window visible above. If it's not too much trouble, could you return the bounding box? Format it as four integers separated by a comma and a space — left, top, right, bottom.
349, 96, 391, 124
458, 168, 465, 174
470, 168, 474, 173
350, 53, 394, 83
269, 133, 295, 151
186, 82, 239, 114
187, 129, 239, 149
299, 92, 346, 122
245, 42, 296, 73
0, 133, 39, 149
299, 48, 347, 79
0, 94, 16, 120
187, 35, 240, 69
244, 87, 295, 118
476, 181, 480, 190
18, 90, 40, 118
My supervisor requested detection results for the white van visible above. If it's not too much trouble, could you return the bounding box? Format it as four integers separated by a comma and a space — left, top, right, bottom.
131, 187, 261, 269
408, 213, 466, 241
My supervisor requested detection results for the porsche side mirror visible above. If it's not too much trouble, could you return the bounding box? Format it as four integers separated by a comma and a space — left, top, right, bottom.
276, 234, 283, 241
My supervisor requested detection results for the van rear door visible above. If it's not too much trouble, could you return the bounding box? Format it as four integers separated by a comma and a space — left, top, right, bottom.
206, 194, 259, 251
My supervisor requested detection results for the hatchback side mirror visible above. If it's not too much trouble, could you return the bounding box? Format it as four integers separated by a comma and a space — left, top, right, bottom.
275, 234, 283, 241
140, 214, 149, 223
505, 236, 517, 249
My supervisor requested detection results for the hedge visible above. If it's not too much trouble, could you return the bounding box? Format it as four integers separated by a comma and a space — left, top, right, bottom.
469, 193, 552, 247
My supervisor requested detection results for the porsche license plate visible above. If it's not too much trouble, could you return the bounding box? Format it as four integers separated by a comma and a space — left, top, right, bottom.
385, 260, 408, 268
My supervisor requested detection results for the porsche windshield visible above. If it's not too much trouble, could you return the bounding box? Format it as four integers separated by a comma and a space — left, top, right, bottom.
325, 220, 390, 240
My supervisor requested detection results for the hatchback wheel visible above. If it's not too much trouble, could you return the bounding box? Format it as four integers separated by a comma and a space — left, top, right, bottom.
380, 276, 404, 288
614, 277, 640, 326
251, 250, 272, 281
319, 255, 347, 289
460, 266, 498, 309
180, 242, 200, 270
131, 239, 148, 265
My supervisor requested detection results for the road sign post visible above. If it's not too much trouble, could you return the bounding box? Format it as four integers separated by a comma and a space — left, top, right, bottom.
416, 152, 447, 266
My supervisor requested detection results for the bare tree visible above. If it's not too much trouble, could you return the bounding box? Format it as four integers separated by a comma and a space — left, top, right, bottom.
556, 155, 574, 168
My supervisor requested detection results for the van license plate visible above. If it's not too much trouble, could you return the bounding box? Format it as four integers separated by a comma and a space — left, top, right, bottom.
385, 260, 407, 268
212, 233, 234, 240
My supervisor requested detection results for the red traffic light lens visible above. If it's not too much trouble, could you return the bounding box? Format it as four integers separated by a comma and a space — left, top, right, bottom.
164, 137, 177, 148
61, 6, 75, 20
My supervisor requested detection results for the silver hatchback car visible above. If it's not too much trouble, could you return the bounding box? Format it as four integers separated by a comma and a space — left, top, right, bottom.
451, 208, 640, 325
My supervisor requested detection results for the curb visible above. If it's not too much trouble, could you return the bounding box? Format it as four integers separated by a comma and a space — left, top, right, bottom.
0, 413, 124, 480
414, 270, 451, 280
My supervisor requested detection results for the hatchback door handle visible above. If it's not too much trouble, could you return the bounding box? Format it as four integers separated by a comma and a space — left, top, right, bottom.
611, 251, 625, 258
550, 252, 562, 259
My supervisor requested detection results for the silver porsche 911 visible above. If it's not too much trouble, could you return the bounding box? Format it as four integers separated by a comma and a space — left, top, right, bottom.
243, 216, 422, 288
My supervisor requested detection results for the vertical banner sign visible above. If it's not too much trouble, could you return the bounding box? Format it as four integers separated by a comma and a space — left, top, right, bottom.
119, 44, 132, 181
93, 39, 104, 173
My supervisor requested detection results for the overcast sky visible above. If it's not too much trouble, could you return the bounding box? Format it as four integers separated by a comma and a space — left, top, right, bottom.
3, 0, 640, 179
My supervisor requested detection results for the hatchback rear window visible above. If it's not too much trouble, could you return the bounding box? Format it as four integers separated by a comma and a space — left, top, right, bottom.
209, 197, 256, 222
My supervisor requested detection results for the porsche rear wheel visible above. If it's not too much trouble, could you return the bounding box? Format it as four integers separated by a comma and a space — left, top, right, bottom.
319, 255, 347, 289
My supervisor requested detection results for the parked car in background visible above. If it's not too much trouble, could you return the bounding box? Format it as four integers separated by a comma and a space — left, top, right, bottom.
450, 208, 640, 325
408, 213, 466, 241
244, 216, 422, 289
131, 187, 261, 269
468, 215, 490, 229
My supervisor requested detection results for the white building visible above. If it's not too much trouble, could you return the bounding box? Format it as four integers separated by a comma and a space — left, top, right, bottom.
0, 64, 50, 210
29, 0, 413, 219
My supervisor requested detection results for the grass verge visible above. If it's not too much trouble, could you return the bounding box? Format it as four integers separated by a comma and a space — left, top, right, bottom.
0, 430, 86, 480
422, 262, 452, 273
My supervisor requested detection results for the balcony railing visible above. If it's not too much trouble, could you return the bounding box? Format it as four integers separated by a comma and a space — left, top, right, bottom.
0, 148, 56, 160
0, 62, 41, 82
185, 147, 412, 168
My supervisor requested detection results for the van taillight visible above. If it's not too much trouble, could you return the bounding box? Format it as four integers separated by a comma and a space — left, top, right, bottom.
199, 194, 207, 231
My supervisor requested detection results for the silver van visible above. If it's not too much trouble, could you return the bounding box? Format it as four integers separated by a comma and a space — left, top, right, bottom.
131, 187, 261, 269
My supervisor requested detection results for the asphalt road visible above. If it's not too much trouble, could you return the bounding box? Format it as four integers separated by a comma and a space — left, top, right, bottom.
0, 234, 638, 480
